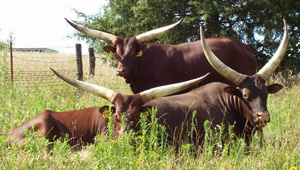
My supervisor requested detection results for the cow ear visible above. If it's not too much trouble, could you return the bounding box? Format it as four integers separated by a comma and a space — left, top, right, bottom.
140, 106, 153, 118
136, 44, 149, 57
139, 44, 149, 52
223, 86, 243, 98
103, 46, 116, 53
267, 84, 283, 94
139, 44, 148, 52
99, 106, 116, 118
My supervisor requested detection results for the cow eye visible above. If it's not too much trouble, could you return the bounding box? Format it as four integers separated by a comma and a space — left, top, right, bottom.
243, 94, 248, 99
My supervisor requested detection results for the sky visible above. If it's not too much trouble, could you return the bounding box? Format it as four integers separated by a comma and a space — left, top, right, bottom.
0, 0, 108, 54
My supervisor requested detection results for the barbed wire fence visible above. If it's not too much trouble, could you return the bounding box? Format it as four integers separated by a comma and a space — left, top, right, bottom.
0, 40, 130, 93
4, 41, 116, 90
13, 70, 78, 89
13, 50, 77, 89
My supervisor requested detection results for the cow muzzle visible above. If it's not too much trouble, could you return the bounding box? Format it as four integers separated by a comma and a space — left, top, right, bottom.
254, 111, 270, 127
116, 68, 128, 77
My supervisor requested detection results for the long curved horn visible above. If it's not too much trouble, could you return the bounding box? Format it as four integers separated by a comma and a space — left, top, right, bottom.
139, 73, 210, 103
200, 26, 247, 85
136, 19, 183, 44
51, 68, 117, 103
65, 18, 118, 45
257, 19, 288, 80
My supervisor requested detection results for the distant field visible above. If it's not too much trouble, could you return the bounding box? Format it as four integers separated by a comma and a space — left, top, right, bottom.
11, 51, 118, 74
0, 51, 130, 93
0, 51, 299, 169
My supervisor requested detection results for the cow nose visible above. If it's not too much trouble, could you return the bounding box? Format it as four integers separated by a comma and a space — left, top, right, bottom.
116, 68, 126, 76
256, 111, 270, 123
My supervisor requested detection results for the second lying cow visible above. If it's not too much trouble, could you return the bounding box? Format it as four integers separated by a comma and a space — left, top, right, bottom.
7, 73, 209, 147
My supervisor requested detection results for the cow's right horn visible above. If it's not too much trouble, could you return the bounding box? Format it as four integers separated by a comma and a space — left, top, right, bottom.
257, 19, 288, 81
139, 73, 210, 103
51, 68, 117, 103
65, 18, 118, 45
200, 26, 247, 85
136, 19, 183, 44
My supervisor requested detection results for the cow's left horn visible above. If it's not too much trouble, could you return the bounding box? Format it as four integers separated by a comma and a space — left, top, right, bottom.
200, 26, 246, 85
65, 18, 118, 45
51, 68, 117, 103
257, 19, 288, 80
136, 19, 183, 44
139, 73, 209, 104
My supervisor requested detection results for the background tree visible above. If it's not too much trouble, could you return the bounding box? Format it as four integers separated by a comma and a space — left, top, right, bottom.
72, 0, 299, 67
0, 41, 8, 51
0, 30, 8, 51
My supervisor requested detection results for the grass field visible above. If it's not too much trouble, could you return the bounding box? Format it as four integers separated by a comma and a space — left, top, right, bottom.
0, 51, 299, 169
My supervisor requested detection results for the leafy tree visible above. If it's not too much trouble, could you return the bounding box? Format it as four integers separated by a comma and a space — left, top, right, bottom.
0, 41, 8, 51
0, 29, 9, 51
72, 0, 300, 67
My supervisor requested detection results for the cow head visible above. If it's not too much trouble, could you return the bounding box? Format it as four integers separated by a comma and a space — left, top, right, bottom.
65, 18, 183, 82
200, 20, 288, 128
51, 68, 208, 133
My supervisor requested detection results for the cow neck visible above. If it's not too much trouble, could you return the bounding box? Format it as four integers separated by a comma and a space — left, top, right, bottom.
129, 54, 147, 93
126, 93, 145, 131
236, 95, 257, 140
135, 44, 165, 93
218, 89, 242, 121
219, 87, 255, 138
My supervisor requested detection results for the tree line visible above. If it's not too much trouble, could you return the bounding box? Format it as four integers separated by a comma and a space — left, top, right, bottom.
72, 0, 299, 67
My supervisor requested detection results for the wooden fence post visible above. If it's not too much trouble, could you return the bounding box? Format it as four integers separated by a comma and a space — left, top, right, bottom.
89, 48, 95, 76
76, 44, 83, 81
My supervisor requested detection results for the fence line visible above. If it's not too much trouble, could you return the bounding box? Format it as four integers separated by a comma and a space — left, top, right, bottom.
5, 40, 100, 88
5, 70, 117, 89
13, 56, 76, 63
10, 70, 77, 89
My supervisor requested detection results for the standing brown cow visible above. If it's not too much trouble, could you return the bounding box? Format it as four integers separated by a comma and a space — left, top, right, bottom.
66, 18, 257, 93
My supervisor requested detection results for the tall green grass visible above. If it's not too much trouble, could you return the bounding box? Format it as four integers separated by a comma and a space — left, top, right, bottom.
1, 51, 300, 169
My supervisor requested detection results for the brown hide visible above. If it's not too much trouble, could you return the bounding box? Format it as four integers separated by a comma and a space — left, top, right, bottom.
108, 37, 256, 93
128, 82, 257, 146
7, 82, 273, 148
66, 19, 256, 94
199, 21, 287, 129
7, 107, 119, 147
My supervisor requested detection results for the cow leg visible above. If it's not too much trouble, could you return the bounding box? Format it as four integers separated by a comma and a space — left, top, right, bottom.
7, 121, 43, 147
6, 110, 56, 148
243, 130, 255, 155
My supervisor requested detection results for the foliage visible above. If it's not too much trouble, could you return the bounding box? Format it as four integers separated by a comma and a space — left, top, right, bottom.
0, 29, 9, 51
72, 0, 300, 67
0, 41, 8, 51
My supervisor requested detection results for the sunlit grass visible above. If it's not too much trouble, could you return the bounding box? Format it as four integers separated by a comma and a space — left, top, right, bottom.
0, 51, 299, 169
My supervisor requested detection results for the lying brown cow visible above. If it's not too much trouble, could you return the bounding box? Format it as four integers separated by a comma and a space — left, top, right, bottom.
7, 73, 208, 147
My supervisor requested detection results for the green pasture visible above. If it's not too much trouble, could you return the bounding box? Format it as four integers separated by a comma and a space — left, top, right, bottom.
0, 54, 299, 170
